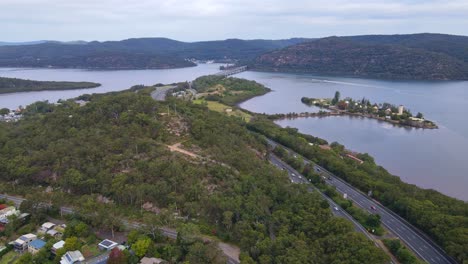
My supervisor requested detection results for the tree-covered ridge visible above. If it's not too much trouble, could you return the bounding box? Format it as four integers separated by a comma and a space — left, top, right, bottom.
247, 118, 468, 263
0, 77, 100, 94
192, 75, 270, 105
0, 91, 388, 263
253, 37, 468, 80
0, 38, 309, 69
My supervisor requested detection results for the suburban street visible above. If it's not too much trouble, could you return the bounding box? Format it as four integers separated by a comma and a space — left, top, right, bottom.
266, 138, 456, 264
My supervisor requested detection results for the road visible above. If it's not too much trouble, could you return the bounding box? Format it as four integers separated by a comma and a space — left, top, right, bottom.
269, 155, 379, 243
150, 85, 176, 101
0, 194, 240, 264
266, 138, 456, 264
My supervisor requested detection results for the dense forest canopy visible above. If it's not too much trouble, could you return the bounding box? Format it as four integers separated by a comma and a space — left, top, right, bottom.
0, 77, 100, 94
253, 35, 468, 80
0, 90, 388, 263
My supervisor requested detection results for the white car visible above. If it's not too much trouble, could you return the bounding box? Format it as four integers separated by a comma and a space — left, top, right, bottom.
333, 206, 339, 211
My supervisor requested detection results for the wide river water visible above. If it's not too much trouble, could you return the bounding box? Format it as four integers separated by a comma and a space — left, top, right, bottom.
0, 66, 467, 200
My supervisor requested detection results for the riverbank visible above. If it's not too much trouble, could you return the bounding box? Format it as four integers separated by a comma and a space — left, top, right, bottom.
0, 76, 101, 94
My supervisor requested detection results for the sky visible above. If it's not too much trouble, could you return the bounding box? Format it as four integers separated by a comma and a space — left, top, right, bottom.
1, 0, 468, 42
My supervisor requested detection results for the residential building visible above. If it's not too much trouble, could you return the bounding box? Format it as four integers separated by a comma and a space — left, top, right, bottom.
14, 233, 37, 251
98, 239, 118, 251
0, 206, 17, 223
47, 229, 63, 238
398, 105, 404, 115
28, 239, 46, 254
385, 108, 392, 115
51, 240, 65, 255
41, 222, 56, 232
60, 250, 85, 264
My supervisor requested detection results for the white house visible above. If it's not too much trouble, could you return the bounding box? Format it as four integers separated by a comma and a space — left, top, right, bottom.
51, 240, 65, 255
14, 233, 37, 251
41, 222, 56, 232
0, 206, 18, 223
60, 250, 85, 264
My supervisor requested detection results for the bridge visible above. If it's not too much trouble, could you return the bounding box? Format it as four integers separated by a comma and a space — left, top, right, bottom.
215, 65, 247, 77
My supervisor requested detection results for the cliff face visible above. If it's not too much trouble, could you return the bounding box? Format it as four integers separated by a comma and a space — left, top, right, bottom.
253, 37, 468, 80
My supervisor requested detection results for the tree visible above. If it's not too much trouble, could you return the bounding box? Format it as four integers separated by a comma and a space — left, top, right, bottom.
331, 91, 341, 105
107, 248, 128, 264
132, 237, 151, 258
0, 108, 9, 115
64, 237, 81, 251
416, 112, 423, 119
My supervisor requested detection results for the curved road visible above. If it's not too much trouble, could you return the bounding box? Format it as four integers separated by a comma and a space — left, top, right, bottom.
266, 138, 456, 264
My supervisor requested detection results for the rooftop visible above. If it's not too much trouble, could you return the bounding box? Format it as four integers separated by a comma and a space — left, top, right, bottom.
98, 239, 118, 249
29, 239, 46, 249
53, 240, 65, 249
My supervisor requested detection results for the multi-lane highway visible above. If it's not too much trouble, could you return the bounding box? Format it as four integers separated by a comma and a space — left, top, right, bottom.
269, 154, 379, 244
266, 138, 456, 264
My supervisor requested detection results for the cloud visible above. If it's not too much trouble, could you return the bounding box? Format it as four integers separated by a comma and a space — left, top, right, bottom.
0, 0, 467, 41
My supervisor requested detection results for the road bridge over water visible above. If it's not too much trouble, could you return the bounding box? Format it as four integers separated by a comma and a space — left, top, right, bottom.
214, 65, 247, 77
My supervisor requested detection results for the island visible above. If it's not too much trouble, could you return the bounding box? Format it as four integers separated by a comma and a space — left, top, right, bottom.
295, 91, 437, 129
0, 77, 101, 94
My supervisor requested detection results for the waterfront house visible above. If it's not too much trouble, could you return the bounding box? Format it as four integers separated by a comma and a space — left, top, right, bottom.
52, 240, 65, 255
398, 105, 404, 115
60, 250, 85, 264
385, 108, 392, 115
28, 239, 46, 254
14, 233, 37, 251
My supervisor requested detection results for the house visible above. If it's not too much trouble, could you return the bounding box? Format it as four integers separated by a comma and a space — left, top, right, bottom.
140, 257, 167, 264
28, 239, 46, 254
98, 239, 118, 251
46, 229, 63, 238
385, 108, 392, 115
14, 233, 37, 251
60, 250, 85, 264
41, 222, 56, 232
0, 206, 17, 223
52, 240, 65, 255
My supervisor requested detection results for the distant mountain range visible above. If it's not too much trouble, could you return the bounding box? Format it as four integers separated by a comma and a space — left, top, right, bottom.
253, 33, 468, 80
1, 34, 467, 80
0, 38, 309, 69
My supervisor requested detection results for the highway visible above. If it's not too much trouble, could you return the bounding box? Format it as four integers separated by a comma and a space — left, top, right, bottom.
266, 138, 456, 264
269, 155, 380, 244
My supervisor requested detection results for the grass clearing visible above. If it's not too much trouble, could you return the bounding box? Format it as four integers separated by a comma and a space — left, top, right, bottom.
0, 251, 19, 264
193, 99, 252, 122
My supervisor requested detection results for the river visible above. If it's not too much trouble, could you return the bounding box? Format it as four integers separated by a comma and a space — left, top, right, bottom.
0, 66, 467, 200
237, 71, 468, 200
0, 64, 220, 109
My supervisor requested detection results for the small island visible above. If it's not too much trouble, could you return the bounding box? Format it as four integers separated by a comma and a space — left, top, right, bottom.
295, 91, 437, 129
0, 77, 101, 94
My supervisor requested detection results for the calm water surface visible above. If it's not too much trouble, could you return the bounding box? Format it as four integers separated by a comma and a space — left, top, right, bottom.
0, 64, 220, 109
238, 71, 468, 200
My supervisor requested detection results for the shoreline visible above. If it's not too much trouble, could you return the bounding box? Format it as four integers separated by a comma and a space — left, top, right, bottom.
267, 111, 438, 129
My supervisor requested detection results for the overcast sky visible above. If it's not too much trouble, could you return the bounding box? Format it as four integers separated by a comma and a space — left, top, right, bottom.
1, 0, 468, 42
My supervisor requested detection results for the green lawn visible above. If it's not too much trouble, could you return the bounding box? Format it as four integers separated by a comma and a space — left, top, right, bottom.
0, 251, 19, 264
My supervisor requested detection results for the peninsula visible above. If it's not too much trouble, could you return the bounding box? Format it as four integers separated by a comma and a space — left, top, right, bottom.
0, 77, 100, 94
295, 92, 437, 129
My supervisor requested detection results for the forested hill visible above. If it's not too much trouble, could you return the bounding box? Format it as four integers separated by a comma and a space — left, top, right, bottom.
0, 76, 100, 94
253, 34, 468, 80
0, 89, 388, 263
0, 38, 309, 69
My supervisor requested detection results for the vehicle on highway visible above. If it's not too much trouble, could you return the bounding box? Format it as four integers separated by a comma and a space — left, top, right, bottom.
291, 173, 295, 176
333, 206, 339, 211
298, 175, 302, 179
370, 206, 376, 210
316, 168, 321, 172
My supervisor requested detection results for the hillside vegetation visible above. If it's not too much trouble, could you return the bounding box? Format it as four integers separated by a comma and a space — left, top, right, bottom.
0, 38, 308, 69
0, 76, 100, 94
248, 119, 468, 263
0, 89, 388, 263
253, 35, 468, 80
